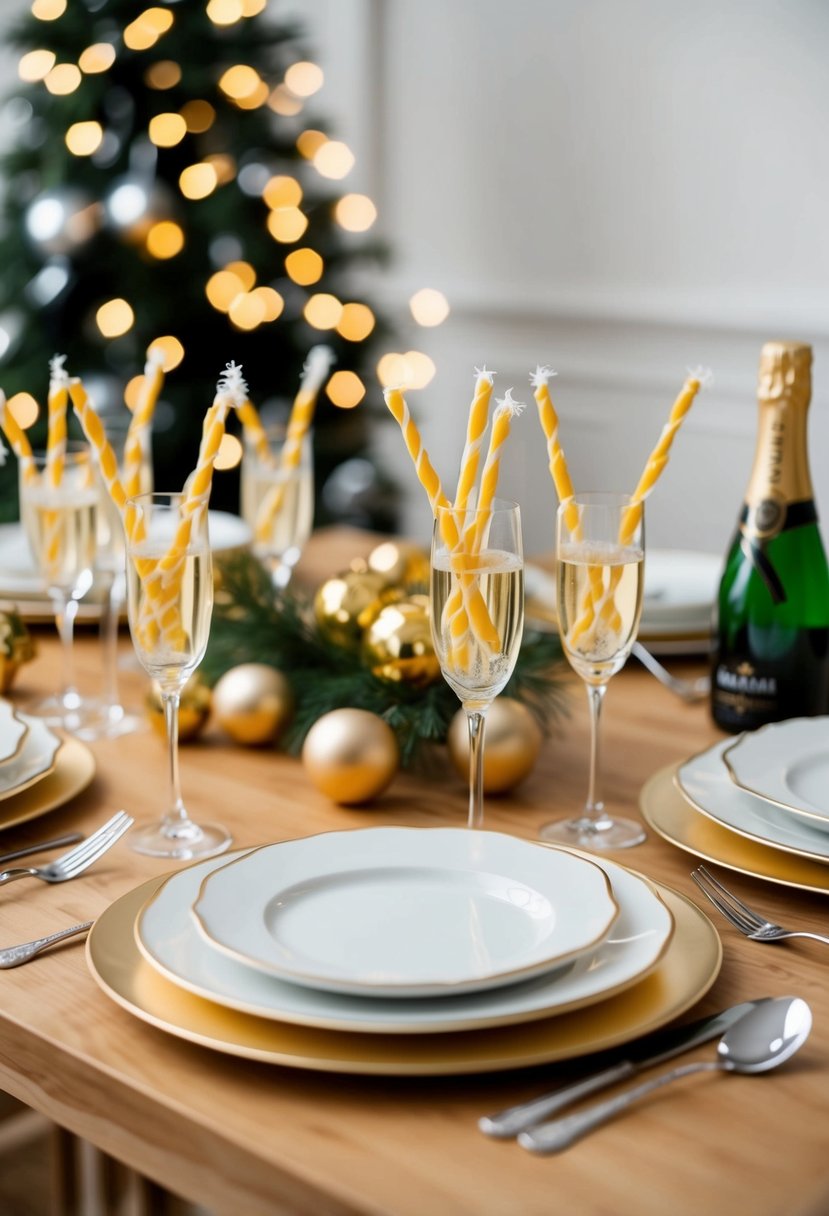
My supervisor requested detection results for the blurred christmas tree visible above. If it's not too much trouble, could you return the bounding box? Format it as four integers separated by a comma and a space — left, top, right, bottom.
0, 0, 398, 527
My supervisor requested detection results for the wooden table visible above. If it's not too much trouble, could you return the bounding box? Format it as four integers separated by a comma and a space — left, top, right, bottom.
0, 529, 826, 1216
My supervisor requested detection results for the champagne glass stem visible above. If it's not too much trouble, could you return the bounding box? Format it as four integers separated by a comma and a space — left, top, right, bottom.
466, 708, 487, 830
583, 682, 609, 827
53, 593, 81, 712
162, 689, 187, 829
100, 578, 120, 711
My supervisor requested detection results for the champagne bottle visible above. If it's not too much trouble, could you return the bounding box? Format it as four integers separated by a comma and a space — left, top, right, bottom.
712, 341, 829, 732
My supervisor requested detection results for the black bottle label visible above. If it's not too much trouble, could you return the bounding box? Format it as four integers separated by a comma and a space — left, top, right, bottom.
712, 627, 829, 732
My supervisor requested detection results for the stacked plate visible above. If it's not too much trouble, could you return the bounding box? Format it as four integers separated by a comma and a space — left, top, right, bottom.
525, 549, 722, 655
641, 717, 829, 895
86, 826, 723, 1076
0, 701, 95, 831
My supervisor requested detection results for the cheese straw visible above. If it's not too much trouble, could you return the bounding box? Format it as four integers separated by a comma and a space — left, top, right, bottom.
453, 366, 495, 515
123, 346, 165, 500
46, 355, 69, 489
441, 391, 525, 643
570, 367, 711, 645
0, 391, 36, 483
237, 397, 274, 466
253, 345, 335, 544
383, 387, 500, 663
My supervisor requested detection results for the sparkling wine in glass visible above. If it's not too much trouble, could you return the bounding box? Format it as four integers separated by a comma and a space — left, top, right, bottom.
19, 444, 98, 729
431, 500, 524, 829
241, 425, 313, 588
126, 492, 231, 859
540, 491, 646, 849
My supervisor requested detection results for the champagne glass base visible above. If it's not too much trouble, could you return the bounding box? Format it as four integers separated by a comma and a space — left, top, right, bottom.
129, 820, 232, 861
74, 701, 146, 743
539, 815, 646, 851
24, 692, 111, 735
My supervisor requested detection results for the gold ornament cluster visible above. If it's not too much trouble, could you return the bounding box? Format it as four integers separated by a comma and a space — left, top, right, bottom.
0, 605, 35, 694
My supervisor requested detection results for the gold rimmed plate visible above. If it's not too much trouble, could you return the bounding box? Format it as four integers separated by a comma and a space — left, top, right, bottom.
641, 763, 829, 895
0, 738, 95, 832
0, 701, 28, 766
0, 715, 61, 801
87, 867, 719, 1075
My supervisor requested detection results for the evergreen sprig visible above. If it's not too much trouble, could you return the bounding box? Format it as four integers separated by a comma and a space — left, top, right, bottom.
203, 553, 568, 768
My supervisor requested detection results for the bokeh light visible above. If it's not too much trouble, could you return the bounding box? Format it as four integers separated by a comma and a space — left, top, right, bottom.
284, 62, 324, 98
146, 221, 185, 259
45, 64, 82, 95
234, 81, 269, 110
266, 207, 308, 243
303, 293, 343, 330
263, 175, 302, 209
229, 292, 267, 330
334, 194, 377, 233
65, 121, 104, 157
377, 351, 436, 390
296, 129, 328, 159
409, 288, 450, 327
284, 248, 323, 286
336, 302, 375, 342
31, 0, 66, 20
145, 60, 181, 89
18, 50, 56, 82
251, 286, 284, 322
96, 298, 135, 338
326, 371, 365, 409
205, 269, 245, 312
206, 0, 242, 24
180, 100, 215, 133
219, 64, 262, 101
241, 0, 267, 13
148, 112, 187, 147
6, 393, 39, 429
148, 334, 185, 370
268, 86, 303, 117
214, 433, 243, 469
205, 153, 236, 184
79, 43, 116, 74
124, 8, 174, 51
313, 141, 355, 180
179, 163, 218, 199
225, 261, 256, 290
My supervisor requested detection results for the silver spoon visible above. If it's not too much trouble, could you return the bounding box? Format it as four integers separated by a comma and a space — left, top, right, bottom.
519, 996, 812, 1154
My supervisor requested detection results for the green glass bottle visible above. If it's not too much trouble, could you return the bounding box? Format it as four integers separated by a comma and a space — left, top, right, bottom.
712, 341, 829, 732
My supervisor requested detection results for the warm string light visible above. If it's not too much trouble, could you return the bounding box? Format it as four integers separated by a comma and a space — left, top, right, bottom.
6, 393, 39, 429
410, 288, 450, 327
334, 194, 377, 232
144, 60, 181, 89
285, 248, 323, 285
18, 49, 55, 82
124, 8, 174, 52
179, 163, 218, 199
284, 62, 324, 98
326, 371, 365, 409
180, 100, 215, 133
148, 112, 187, 147
313, 141, 355, 180
337, 303, 375, 342
65, 121, 103, 156
79, 44, 116, 74
266, 207, 307, 243
96, 298, 135, 338
377, 352, 436, 390
145, 221, 185, 259
31, 0, 65, 20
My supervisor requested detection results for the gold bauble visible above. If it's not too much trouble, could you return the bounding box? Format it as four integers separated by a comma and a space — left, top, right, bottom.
362, 595, 440, 685
0, 604, 35, 694
367, 540, 430, 588
447, 698, 543, 793
302, 708, 399, 805
146, 675, 212, 742
213, 663, 293, 745
313, 570, 393, 649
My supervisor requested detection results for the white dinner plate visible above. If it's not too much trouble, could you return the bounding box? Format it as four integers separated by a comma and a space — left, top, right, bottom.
723, 718, 829, 830
0, 714, 61, 800
192, 829, 620, 997
676, 739, 829, 863
0, 701, 28, 766
137, 847, 674, 1034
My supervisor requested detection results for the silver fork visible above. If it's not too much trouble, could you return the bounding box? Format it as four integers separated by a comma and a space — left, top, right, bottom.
632, 641, 710, 703
691, 865, 829, 945
0, 811, 133, 888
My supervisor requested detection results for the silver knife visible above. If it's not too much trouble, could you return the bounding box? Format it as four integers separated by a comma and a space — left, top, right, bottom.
0, 832, 84, 868
479, 998, 771, 1138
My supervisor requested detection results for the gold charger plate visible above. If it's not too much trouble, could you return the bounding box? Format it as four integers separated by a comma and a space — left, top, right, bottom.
86, 871, 721, 1076
641, 764, 829, 895
0, 739, 96, 832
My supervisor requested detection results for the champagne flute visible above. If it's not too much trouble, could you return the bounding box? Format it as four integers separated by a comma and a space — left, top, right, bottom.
18, 444, 97, 729
80, 410, 152, 740
125, 492, 231, 859
540, 492, 646, 849
241, 424, 313, 588
430, 500, 524, 829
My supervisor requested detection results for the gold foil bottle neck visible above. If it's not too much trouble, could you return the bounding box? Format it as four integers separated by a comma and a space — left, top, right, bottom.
758, 341, 812, 409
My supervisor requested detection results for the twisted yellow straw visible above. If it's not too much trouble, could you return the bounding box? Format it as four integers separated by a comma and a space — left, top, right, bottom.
0, 391, 36, 484
123, 346, 165, 500
453, 366, 495, 515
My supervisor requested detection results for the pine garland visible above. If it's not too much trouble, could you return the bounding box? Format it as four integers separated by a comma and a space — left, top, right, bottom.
203, 552, 568, 768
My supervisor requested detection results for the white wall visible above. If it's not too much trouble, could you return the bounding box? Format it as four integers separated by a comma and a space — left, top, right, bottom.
4, 0, 828, 558
297, 0, 829, 558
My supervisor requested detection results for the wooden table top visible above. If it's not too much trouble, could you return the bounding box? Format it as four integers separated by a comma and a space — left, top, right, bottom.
0, 528, 826, 1216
